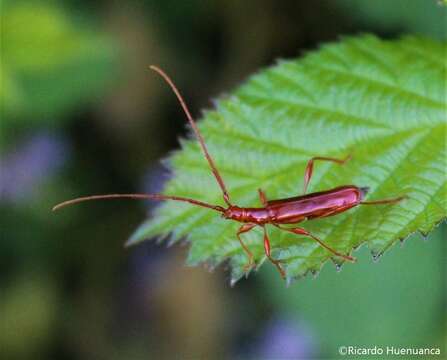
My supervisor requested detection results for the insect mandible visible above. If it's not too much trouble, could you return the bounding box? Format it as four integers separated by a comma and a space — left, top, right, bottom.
53, 66, 405, 279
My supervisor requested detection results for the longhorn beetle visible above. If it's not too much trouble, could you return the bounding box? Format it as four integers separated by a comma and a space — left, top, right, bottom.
53, 65, 405, 279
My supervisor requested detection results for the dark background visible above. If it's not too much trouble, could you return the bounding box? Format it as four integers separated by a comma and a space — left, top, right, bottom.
1, 0, 446, 359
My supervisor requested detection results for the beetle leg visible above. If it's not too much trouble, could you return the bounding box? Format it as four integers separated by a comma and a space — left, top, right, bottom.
361, 195, 406, 205
263, 226, 286, 279
237, 223, 257, 272
274, 225, 356, 262
258, 188, 268, 207
303, 154, 352, 194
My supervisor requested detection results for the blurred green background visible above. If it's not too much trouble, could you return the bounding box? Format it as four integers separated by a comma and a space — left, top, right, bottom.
1, 0, 445, 359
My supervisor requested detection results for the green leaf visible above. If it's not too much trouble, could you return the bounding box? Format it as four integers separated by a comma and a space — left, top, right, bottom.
129, 35, 447, 284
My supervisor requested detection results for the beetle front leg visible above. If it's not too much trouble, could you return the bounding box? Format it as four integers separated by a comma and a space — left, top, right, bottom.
236, 223, 257, 272
274, 225, 356, 262
302, 155, 352, 194
262, 226, 285, 279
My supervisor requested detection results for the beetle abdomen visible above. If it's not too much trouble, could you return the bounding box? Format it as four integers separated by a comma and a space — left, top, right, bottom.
268, 185, 366, 224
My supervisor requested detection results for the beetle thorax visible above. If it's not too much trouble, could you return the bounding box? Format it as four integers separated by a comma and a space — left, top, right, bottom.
223, 206, 270, 224
223, 206, 246, 221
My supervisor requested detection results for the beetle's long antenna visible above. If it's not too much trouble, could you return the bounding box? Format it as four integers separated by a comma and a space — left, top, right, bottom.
52, 193, 225, 213
149, 65, 232, 206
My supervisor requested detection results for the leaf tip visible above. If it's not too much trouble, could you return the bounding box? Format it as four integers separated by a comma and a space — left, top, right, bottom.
123, 237, 135, 248
124, 232, 146, 248
371, 250, 383, 263
229, 276, 240, 287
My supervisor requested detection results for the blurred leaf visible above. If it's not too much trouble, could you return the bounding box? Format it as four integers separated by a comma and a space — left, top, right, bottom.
1, 1, 117, 129
0, 65, 22, 113
262, 225, 446, 356
129, 35, 446, 283
0, 274, 58, 357
335, 0, 447, 40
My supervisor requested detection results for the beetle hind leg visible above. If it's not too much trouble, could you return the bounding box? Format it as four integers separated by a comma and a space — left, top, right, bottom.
258, 188, 268, 207
302, 155, 352, 194
361, 195, 406, 205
